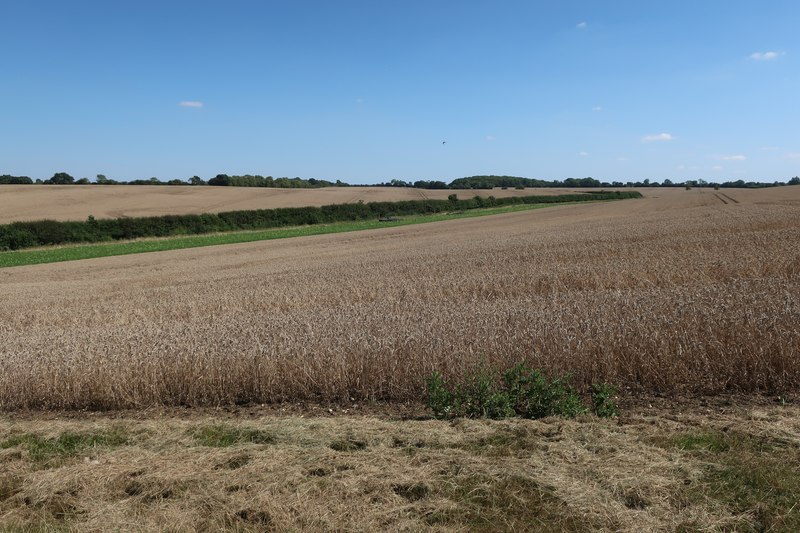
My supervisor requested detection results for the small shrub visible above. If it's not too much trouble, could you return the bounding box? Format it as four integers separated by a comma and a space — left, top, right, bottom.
425, 361, 593, 420
590, 383, 619, 418
503, 364, 586, 419
457, 362, 515, 419
426, 371, 453, 419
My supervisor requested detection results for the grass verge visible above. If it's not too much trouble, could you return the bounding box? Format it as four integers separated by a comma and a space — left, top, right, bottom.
657, 429, 800, 531
1, 401, 798, 531
0, 201, 585, 268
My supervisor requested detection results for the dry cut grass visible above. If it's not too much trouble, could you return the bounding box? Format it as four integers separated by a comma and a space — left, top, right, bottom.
1, 399, 798, 531
0, 187, 799, 409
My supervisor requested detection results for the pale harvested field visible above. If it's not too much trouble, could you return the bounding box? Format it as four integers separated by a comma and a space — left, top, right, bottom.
1, 187, 799, 409
0, 185, 570, 223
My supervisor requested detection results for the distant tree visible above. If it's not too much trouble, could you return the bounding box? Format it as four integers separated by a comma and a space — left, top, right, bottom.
208, 174, 231, 186
167, 179, 186, 185
76, 177, 91, 184
189, 175, 206, 185
662, 179, 673, 187
789, 176, 800, 185
46, 172, 75, 184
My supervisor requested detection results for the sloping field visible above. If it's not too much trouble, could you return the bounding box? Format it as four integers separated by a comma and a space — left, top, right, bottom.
0, 185, 573, 223
1, 187, 798, 409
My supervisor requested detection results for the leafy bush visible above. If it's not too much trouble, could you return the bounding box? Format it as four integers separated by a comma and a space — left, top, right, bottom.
425, 371, 453, 418
426, 361, 606, 420
590, 383, 619, 418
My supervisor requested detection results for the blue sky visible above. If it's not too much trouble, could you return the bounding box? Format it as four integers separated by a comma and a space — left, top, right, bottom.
2, 1, 798, 184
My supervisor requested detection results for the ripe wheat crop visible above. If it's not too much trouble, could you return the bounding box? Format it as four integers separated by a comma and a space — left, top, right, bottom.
1, 187, 798, 409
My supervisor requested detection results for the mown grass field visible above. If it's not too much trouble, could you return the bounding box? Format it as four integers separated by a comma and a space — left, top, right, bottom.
1, 186, 798, 530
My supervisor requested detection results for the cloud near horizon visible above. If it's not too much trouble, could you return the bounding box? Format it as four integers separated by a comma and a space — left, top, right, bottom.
750, 51, 781, 61
720, 154, 746, 161
641, 133, 673, 142
178, 101, 204, 108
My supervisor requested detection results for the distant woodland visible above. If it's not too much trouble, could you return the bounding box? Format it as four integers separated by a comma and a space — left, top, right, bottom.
2, 172, 799, 189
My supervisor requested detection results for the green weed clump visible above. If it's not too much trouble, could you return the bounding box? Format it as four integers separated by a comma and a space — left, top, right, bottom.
0, 429, 129, 468
190, 424, 275, 447
590, 383, 620, 418
426, 362, 620, 420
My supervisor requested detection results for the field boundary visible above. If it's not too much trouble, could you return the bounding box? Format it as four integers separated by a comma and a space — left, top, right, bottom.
0, 194, 640, 268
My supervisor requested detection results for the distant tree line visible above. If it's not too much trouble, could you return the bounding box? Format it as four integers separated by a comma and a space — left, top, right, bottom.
0, 175, 34, 184
375, 175, 800, 189
206, 174, 349, 188
0, 173, 348, 188
3, 172, 798, 189
0, 191, 641, 251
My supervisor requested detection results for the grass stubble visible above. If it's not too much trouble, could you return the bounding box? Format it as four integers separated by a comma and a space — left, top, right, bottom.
1, 399, 798, 531
1, 186, 799, 530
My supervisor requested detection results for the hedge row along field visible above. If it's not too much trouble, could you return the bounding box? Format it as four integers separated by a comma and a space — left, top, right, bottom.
0, 191, 640, 251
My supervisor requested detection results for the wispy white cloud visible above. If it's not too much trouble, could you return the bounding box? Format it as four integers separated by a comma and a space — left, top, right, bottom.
676, 164, 686, 170
760, 146, 780, 151
579, 151, 589, 157
712, 165, 723, 171
641, 133, 673, 143
750, 51, 782, 61
785, 152, 800, 159
617, 156, 629, 162
719, 154, 746, 161
592, 106, 603, 112
178, 101, 204, 108
576, 21, 587, 29
485, 135, 495, 141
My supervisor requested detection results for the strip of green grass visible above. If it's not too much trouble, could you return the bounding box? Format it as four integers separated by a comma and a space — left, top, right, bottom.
0, 202, 578, 268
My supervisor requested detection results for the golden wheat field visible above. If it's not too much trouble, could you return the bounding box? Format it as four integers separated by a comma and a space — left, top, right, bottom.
2, 186, 800, 532
0, 184, 566, 223
1, 186, 798, 410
